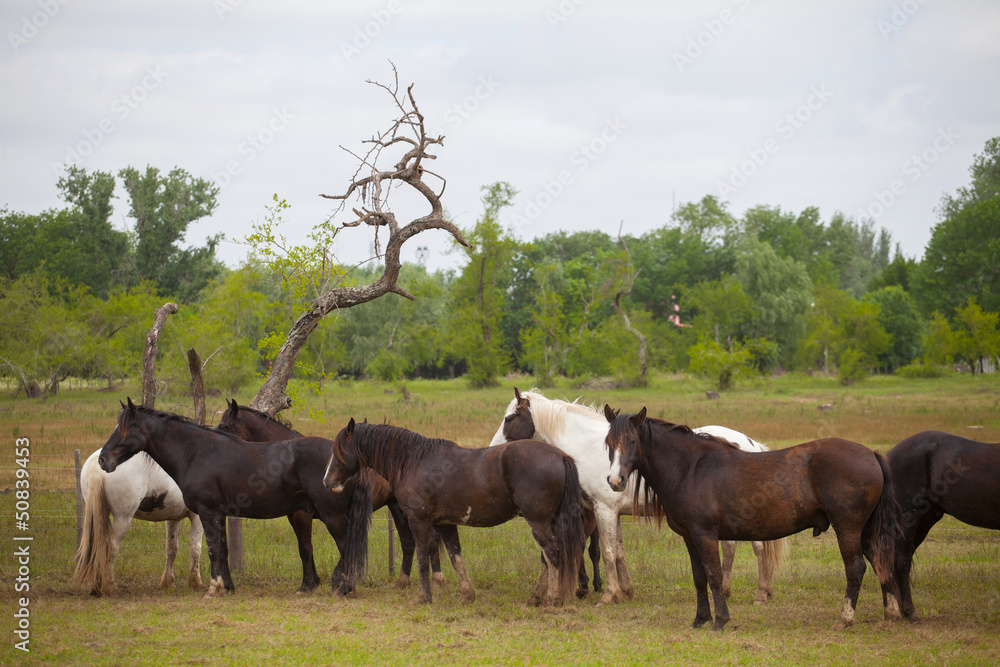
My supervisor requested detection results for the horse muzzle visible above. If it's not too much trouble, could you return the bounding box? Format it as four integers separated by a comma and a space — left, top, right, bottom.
98, 455, 117, 473
607, 474, 626, 493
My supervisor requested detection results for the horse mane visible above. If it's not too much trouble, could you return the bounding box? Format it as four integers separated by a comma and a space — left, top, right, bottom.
230, 403, 301, 436
125, 404, 247, 444
521, 389, 606, 440
607, 414, 740, 527
342, 423, 455, 483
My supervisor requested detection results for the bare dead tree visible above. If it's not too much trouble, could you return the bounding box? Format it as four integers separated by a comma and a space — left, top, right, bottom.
141, 302, 178, 407
250, 67, 470, 415
614, 228, 647, 383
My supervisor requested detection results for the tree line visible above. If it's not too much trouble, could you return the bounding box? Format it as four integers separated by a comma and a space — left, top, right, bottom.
1, 137, 998, 398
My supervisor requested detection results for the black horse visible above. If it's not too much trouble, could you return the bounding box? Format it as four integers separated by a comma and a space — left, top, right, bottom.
217, 399, 444, 589
324, 419, 587, 607
604, 406, 902, 631
98, 399, 371, 597
887, 430, 1000, 619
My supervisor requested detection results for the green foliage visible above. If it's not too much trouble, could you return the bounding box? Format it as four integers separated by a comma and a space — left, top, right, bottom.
837, 347, 869, 385
915, 197, 1000, 317
366, 349, 405, 382
798, 284, 891, 380
447, 182, 519, 387
921, 312, 956, 366
735, 236, 813, 364
864, 286, 923, 370
895, 361, 952, 378
687, 274, 756, 344
952, 299, 1000, 375
118, 165, 222, 300
688, 336, 756, 391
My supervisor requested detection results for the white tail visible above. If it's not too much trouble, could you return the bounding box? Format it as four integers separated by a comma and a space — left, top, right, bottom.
73, 455, 116, 596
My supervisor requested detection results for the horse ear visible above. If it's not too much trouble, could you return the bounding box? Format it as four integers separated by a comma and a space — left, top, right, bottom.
634, 407, 647, 425
604, 404, 616, 423
362, 417, 369, 424
119, 399, 126, 410
514, 387, 522, 400
126, 397, 137, 413
230, 399, 239, 415
346, 418, 356, 436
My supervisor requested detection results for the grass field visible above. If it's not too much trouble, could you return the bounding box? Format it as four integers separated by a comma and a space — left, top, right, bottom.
1, 373, 999, 665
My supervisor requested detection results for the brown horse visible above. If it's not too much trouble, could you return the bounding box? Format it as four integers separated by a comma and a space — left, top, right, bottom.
604, 406, 902, 631
323, 419, 587, 607
98, 399, 371, 598
217, 400, 444, 589
887, 430, 1000, 619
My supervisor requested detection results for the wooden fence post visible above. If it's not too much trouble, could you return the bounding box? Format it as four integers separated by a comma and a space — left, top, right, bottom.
74, 449, 83, 550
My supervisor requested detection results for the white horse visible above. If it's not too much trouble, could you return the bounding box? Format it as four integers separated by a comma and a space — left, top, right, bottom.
490, 388, 787, 605
74, 448, 204, 596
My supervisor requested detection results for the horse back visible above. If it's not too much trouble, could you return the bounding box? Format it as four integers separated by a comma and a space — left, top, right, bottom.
889, 431, 1000, 529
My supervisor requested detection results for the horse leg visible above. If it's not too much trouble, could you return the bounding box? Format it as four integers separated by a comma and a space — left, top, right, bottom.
695, 533, 730, 631
106, 510, 134, 595
201, 513, 231, 598
589, 530, 603, 593
832, 529, 867, 630
160, 519, 180, 589
288, 512, 320, 594
613, 517, 634, 600
436, 524, 475, 603
896, 508, 940, 621
720, 540, 736, 599
409, 521, 438, 605
683, 537, 715, 629
595, 507, 623, 604
187, 514, 206, 591
751, 540, 775, 604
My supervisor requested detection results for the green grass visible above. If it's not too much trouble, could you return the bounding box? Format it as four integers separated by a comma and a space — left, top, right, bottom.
1, 372, 999, 665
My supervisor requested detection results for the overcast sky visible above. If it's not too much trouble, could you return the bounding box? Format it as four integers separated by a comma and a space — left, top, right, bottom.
3, 1, 999, 274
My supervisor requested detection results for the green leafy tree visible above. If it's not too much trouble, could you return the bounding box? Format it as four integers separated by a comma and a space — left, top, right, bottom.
921, 312, 956, 366
118, 165, 222, 300
915, 196, 1000, 317
0, 269, 86, 396
952, 299, 1000, 375
447, 182, 519, 387
938, 137, 1000, 219
798, 284, 891, 381
864, 286, 923, 370
735, 236, 813, 365
688, 336, 756, 391
687, 274, 756, 345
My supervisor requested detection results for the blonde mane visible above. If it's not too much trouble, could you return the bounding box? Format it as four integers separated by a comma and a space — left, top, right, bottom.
521, 389, 607, 440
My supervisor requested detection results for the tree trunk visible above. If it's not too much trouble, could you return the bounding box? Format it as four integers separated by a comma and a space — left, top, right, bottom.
141, 302, 178, 407
186, 348, 206, 426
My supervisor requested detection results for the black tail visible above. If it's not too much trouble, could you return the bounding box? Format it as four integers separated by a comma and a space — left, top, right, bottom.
552, 457, 588, 602
863, 452, 902, 608
342, 471, 374, 586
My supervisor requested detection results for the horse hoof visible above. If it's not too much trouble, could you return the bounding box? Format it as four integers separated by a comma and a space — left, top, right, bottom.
410, 594, 431, 606
394, 575, 411, 589
432, 572, 447, 589
575, 587, 589, 600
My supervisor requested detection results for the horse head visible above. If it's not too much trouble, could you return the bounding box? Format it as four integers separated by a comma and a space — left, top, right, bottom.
325, 417, 361, 493
99, 397, 150, 473
604, 405, 646, 492
487, 387, 535, 446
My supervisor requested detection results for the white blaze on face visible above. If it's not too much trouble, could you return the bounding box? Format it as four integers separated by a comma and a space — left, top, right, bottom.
488, 402, 516, 447
607, 449, 624, 489
323, 455, 342, 492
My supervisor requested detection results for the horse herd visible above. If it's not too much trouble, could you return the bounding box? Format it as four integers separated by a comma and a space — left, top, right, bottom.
75, 389, 1000, 631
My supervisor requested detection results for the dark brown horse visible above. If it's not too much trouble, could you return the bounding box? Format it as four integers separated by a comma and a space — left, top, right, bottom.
887, 430, 1000, 619
217, 400, 443, 589
604, 406, 902, 630
323, 419, 587, 607
98, 399, 371, 597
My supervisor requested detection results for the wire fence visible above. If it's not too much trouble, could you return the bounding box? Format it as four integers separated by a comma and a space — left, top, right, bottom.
2, 452, 998, 590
